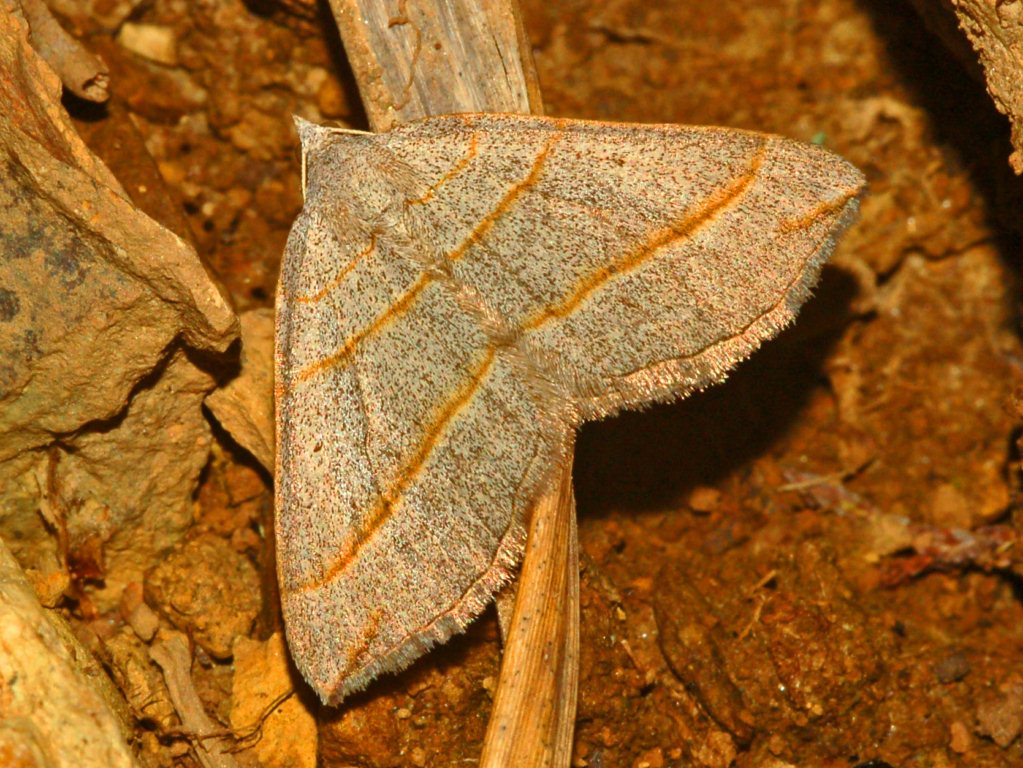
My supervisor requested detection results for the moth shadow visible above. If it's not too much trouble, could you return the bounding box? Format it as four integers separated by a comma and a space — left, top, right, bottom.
573, 263, 859, 519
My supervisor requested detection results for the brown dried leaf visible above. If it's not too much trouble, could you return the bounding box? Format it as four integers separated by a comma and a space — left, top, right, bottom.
230, 633, 317, 768
0, 3, 236, 454
0, 4, 238, 601
206, 308, 276, 471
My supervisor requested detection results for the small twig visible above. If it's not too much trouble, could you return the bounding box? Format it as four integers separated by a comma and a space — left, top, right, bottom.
327, 0, 542, 130
19, 0, 109, 102
228, 688, 296, 751
746, 569, 778, 596
150, 635, 239, 768
777, 471, 848, 493
479, 457, 579, 767
737, 594, 769, 641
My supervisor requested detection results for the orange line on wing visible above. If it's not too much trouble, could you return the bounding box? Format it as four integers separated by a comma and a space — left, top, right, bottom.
287, 129, 562, 390
522, 144, 767, 331
777, 189, 859, 234
295, 234, 378, 304
293, 273, 433, 385
296, 346, 499, 593
343, 607, 384, 672
447, 129, 563, 262
406, 133, 479, 206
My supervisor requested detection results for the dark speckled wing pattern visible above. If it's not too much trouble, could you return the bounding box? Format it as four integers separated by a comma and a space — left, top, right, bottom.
274, 113, 864, 704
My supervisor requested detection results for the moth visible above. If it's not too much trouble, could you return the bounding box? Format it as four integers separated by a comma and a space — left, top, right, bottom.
275, 113, 865, 704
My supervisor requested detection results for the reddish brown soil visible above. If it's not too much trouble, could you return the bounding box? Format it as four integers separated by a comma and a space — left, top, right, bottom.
49, 0, 1023, 765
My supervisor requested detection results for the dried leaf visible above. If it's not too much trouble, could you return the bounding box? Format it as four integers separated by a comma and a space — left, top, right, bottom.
206, 309, 276, 471
0, 5, 238, 600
